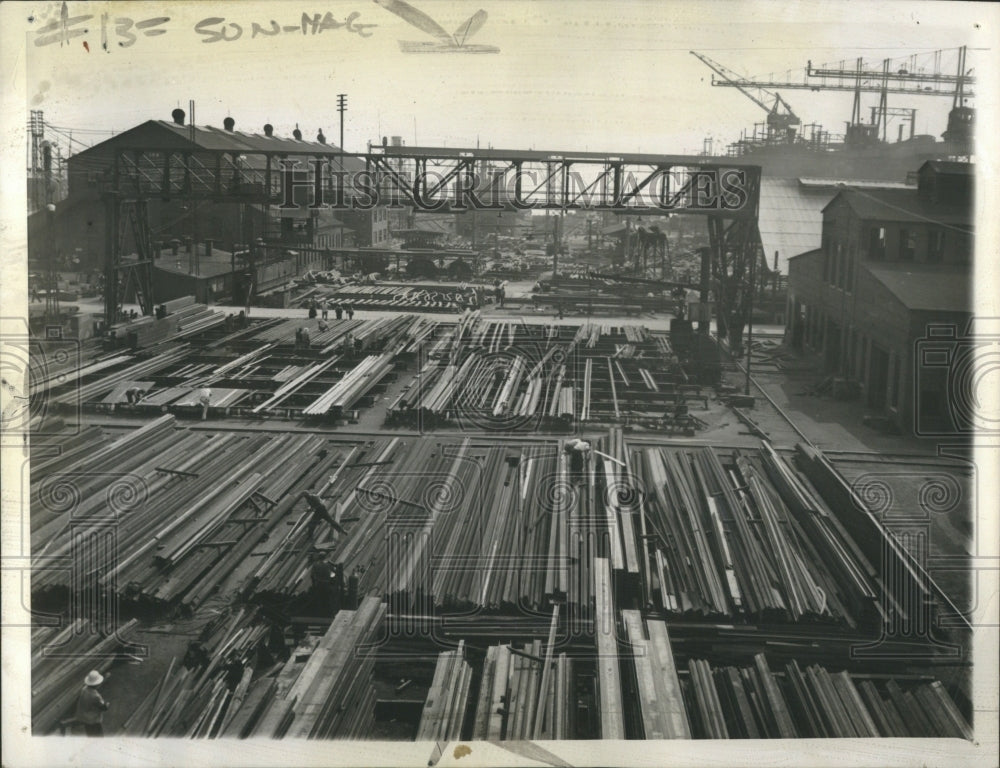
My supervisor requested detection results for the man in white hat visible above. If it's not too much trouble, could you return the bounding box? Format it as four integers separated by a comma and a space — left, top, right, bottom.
75, 670, 110, 736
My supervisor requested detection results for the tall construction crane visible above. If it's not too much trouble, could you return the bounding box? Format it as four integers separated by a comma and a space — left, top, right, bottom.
690, 51, 801, 138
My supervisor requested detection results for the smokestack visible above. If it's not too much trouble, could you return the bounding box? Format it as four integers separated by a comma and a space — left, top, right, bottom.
185, 237, 193, 254
153, 241, 162, 260
263, 123, 274, 137
205, 239, 214, 259
317, 129, 326, 144
293, 124, 302, 140
171, 108, 185, 125
223, 116, 235, 132
170, 239, 180, 256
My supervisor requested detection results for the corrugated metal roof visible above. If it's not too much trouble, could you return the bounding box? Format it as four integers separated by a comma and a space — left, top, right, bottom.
72, 120, 366, 172
919, 160, 974, 175
865, 263, 972, 312
798, 178, 915, 190
758, 179, 833, 274
825, 188, 973, 226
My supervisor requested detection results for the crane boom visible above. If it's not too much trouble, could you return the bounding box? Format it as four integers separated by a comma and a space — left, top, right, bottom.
690, 51, 801, 132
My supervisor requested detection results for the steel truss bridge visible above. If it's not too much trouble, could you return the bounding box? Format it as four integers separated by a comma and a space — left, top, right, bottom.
100, 145, 761, 325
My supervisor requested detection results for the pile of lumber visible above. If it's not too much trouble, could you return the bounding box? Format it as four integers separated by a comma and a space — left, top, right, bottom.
621, 610, 691, 739
471, 609, 573, 740
683, 654, 971, 739
123, 607, 269, 737
416, 641, 473, 740
31, 416, 353, 610
107, 297, 224, 348
302, 352, 395, 417
637, 444, 877, 625
32, 619, 140, 734
245, 597, 385, 738
313, 284, 473, 313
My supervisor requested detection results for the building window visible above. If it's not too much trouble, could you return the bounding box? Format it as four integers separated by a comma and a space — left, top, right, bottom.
899, 228, 916, 261
869, 226, 886, 260
927, 229, 945, 263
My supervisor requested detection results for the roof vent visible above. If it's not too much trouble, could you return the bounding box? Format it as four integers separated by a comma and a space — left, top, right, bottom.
293, 124, 302, 140
171, 108, 185, 125
223, 116, 235, 132
263, 123, 274, 137
317, 129, 326, 144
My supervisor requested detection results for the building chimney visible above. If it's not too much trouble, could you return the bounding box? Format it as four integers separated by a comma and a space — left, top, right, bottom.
293, 124, 302, 140
317, 129, 326, 144
205, 239, 214, 259
264, 123, 274, 137
170, 238, 180, 256
223, 116, 235, 132
171, 108, 185, 125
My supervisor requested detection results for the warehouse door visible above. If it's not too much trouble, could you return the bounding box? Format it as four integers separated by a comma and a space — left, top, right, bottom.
868, 344, 889, 410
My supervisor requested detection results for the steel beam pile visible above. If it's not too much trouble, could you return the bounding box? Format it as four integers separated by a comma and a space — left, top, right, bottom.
50, 346, 194, 407
123, 607, 269, 737
471, 609, 574, 740
32, 619, 140, 734
790, 443, 955, 630
683, 654, 971, 739
416, 640, 473, 740
301, 352, 395, 416
31, 416, 351, 609
314, 284, 472, 313
387, 320, 702, 428
622, 611, 691, 739
637, 443, 879, 624
594, 557, 625, 738
244, 597, 385, 738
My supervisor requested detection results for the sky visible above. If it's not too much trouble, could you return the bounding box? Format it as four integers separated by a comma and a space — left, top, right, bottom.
19, 0, 992, 160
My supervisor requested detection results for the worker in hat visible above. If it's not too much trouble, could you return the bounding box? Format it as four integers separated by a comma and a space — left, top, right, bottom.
75, 670, 110, 736
197, 388, 212, 421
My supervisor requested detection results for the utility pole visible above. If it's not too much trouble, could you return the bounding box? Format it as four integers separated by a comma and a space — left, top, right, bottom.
744, 246, 757, 395
337, 94, 347, 155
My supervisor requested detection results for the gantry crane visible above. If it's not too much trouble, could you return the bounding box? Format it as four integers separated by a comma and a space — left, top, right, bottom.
707, 47, 975, 145
690, 51, 801, 138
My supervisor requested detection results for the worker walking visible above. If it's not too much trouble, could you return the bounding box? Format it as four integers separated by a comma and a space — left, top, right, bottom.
563, 438, 591, 485
346, 303, 355, 320
197, 388, 212, 421
335, 303, 343, 320
321, 298, 329, 320
75, 670, 110, 736
298, 490, 347, 538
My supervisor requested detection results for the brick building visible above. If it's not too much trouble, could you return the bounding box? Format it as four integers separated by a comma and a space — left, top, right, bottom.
785, 161, 973, 434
